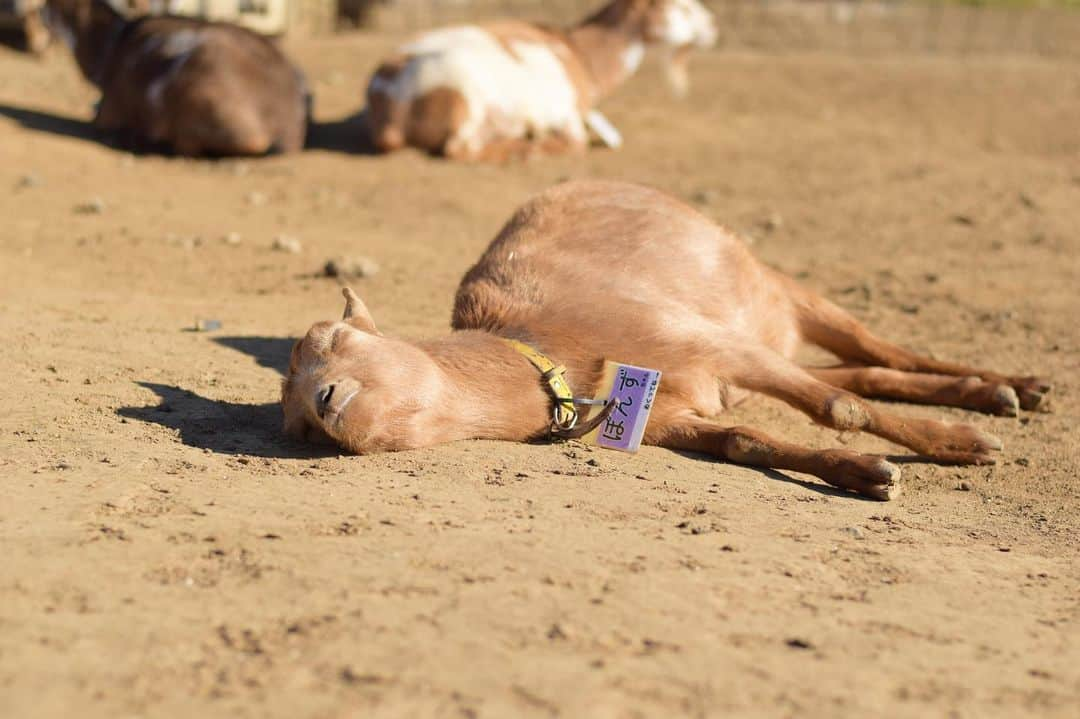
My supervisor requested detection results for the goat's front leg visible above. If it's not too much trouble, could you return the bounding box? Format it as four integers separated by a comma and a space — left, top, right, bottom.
658, 421, 900, 501
722, 344, 1004, 465
584, 111, 623, 149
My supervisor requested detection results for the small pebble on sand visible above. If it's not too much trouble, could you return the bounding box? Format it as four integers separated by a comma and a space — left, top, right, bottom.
16, 173, 41, 189
691, 189, 716, 206
246, 190, 268, 207
76, 197, 106, 214
272, 235, 302, 254
193, 317, 222, 332
760, 212, 783, 233
193, 319, 222, 332
323, 255, 379, 279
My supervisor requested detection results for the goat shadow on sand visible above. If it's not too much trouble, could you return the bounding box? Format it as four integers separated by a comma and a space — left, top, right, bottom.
115, 336, 320, 458
0, 102, 378, 155
0, 102, 194, 155
305, 112, 378, 155
117, 381, 341, 459
0, 103, 98, 144
669, 450, 883, 501
214, 335, 295, 375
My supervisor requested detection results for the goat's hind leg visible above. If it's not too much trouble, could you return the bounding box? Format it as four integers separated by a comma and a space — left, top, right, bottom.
721, 343, 1003, 466
786, 275, 1051, 411
806, 366, 1022, 417
660, 422, 900, 501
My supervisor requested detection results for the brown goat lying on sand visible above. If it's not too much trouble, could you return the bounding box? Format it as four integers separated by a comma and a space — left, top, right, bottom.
45, 0, 308, 156
283, 181, 1050, 501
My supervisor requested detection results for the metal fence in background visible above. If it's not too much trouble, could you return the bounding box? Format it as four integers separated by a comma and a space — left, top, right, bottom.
344, 0, 1080, 59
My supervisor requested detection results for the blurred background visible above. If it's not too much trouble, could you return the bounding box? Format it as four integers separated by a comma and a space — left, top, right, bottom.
3, 0, 1079, 58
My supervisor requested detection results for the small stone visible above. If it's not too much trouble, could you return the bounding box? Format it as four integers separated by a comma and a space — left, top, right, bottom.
957, 481, 972, 491
166, 234, 199, 250
16, 173, 41, 189
1015, 457, 1030, 467
691, 189, 716, 206
222, 232, 242, 246
323, 255, 379, 278
75, 197, 106, 214
246, 190, 268, 207
841, 526, 864, 539
785, 638, 813, 650
760, 212, 783, 233
272, 235, 302, 254
193, 319, 222, 332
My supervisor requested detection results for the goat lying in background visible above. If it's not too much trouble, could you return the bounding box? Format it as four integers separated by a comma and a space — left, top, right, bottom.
45, 0, 308, 156
283, 181, 1049, 500
364, 0, 717, 161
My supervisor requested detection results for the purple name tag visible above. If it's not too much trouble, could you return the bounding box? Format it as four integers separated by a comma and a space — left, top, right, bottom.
595, 363, 662, 453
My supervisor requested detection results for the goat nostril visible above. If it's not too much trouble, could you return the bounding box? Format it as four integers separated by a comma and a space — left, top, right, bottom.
318, 384, 336, 408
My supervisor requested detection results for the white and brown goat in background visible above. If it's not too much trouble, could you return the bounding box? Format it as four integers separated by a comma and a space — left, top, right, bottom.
364, 0, 717, 161
283, 181, 1050, 501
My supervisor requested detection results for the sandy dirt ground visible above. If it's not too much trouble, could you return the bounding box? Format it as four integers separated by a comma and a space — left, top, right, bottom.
0, 32, 1078, 718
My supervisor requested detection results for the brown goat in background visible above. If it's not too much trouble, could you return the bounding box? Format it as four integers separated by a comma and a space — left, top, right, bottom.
45, 0, 308, 156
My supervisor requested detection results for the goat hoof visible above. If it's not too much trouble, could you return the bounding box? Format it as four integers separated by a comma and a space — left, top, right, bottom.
865, 481, 901, 502
1012, 376, 1051, 412
989, 385, 1020, 417
838, 457, 900, 501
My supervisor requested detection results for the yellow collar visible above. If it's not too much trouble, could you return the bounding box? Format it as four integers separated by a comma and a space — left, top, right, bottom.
501, 338, 578, 431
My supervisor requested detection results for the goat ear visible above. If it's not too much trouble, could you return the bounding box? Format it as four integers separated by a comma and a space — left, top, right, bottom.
341, 287, 380, 335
